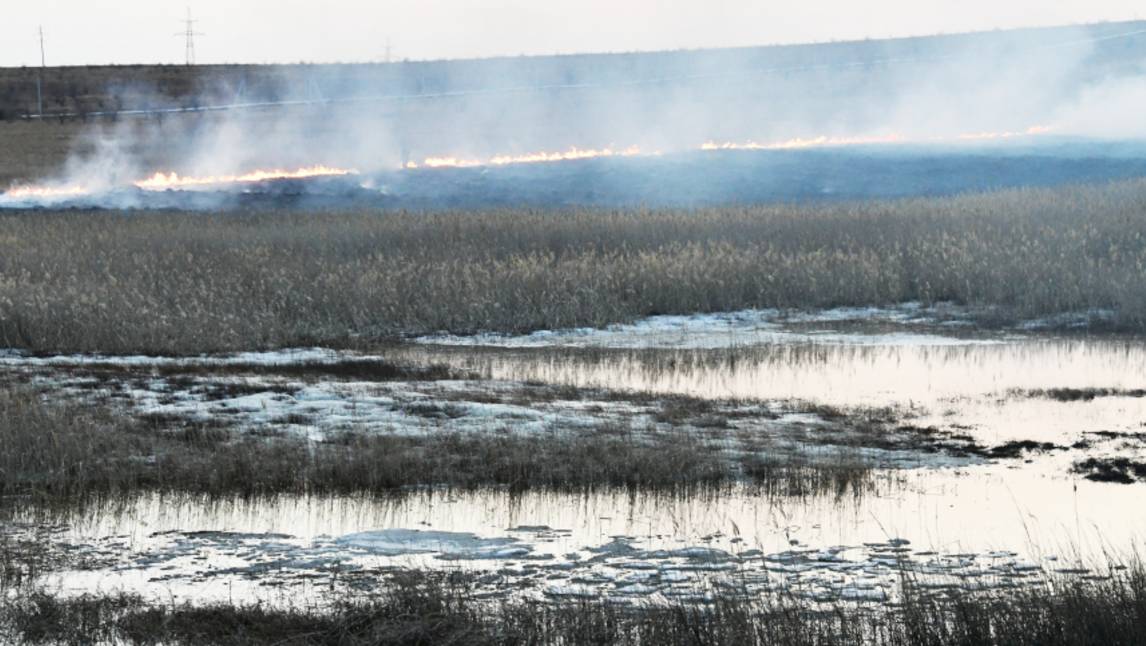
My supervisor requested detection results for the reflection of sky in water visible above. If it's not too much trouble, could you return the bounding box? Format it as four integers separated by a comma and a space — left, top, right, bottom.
36, 472, 1146, 560
458, 340, 1144, 405
417, 338, 1146, 444
18, 465, 1145, 605
7, 308, 1146, 606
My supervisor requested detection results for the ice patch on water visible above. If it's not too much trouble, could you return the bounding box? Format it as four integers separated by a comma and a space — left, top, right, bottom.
544, 584, 600, 598
1018, 309, 1117, 331
784, 304, 921, 323
416, 304, 1005, 349
0, 347, 349, 367
336, 529, 530, 560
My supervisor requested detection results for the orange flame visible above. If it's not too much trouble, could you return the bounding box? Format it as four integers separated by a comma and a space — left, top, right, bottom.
408, 157, 484, 169
134, 165, 357, 190
701, 134, 907, 151
701, 126, 1055, 153
1, 126, 1060, 203
956, 125, 1056, 141
406, 127, 1055, 170
1, 185, 89, 200
406, 146, 645, 169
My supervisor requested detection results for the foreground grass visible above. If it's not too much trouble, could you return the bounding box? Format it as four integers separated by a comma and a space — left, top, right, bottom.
0, 388, 874, 502
3, 566, 1145, 646
2, 180, 1146, 354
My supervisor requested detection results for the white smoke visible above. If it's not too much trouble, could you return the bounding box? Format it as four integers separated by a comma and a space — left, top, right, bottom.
3, 21, 1145, 208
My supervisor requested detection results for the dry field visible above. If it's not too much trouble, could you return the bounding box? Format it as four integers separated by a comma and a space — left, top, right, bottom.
0, 121, 85, 186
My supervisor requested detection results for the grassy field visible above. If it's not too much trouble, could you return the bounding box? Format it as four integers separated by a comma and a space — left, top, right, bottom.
0, 121, 86, 185
1, 180, 1145, 354
0, 64, 341, 118
4, 21, 1139, 119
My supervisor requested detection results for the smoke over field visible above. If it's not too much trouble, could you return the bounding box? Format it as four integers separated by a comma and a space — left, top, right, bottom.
2, 20, 1146, 209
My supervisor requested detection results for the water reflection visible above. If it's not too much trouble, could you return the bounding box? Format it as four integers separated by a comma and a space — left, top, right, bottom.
406, 339, 1146, 444
420, 340, 1144, 405
8, 460, 1143, 605
14, 464, 1141, 565
5, 328, 1146, 606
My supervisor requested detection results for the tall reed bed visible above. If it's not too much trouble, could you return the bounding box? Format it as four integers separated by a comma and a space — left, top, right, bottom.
2, 180, 1145, 354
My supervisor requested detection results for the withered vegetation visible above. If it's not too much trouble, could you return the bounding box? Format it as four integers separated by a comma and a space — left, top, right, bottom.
0, 386, 878, 501
3, 565, 1145, 646
3, 180, 1146, 354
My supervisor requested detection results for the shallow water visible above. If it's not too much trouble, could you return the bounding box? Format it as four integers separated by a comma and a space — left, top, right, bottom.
5, 308, 1146, 606
11, 462, 1141, 606
414, 338, 1146, 445
434, 339, 1140, 404
28, 465, 1144, 565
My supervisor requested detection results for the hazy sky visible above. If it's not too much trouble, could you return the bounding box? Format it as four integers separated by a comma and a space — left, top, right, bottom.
1, 1, 1144, 66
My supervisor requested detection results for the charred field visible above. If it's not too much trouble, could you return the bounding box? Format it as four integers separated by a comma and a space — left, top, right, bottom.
4, 20, 1146, 646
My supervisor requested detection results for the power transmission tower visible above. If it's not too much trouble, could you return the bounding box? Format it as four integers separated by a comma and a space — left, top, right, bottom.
176, 8, 204, 65
34, 26, 46, 116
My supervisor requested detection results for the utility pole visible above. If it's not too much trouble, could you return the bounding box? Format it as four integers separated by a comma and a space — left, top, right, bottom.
176, 8, 204, 65
36, 26, 45, 116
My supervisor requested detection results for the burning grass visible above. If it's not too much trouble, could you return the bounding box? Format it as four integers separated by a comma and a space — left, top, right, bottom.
3, 565, 1145, 645
1, 179, 1146, 354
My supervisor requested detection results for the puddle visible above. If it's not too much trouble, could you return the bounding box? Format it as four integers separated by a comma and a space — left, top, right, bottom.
8, 465, 1140, 606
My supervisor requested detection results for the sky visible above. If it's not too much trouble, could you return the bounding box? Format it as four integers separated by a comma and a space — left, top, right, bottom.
0, 1, 1144, 67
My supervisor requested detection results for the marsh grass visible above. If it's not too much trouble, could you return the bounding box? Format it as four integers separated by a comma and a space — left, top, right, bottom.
0, 388, 878, 501
1022, 387, 1146, 402
3, 180, 1146, 354
43, 357, 464, 385
0, 388, 708, 499
2, 565, 1144, 645
1072, 457, 1146, 484
740, 457, 878, 499
0, 531, 60, 591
